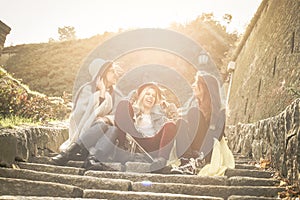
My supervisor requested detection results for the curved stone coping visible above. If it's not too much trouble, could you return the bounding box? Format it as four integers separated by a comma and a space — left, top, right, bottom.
0, 123, 68, 166
226, 98, 300, 184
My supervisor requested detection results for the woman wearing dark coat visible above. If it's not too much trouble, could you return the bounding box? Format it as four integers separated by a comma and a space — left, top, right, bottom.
51, 58, 123, 166
175, 71, 224, 163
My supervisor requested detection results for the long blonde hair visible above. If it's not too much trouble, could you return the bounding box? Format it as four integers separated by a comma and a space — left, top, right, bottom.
135, 85, 161, 113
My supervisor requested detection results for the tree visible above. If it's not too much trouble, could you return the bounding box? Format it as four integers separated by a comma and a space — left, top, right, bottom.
48, 37, 55, 43
58, 26, 76, 41
223, 14, 232, 24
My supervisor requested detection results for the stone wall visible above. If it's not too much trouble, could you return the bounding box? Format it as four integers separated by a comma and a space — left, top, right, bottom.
0, 124, 68, 166
226, 98, 300, 183
227, 0, 300, 124
0, 20, 11, 53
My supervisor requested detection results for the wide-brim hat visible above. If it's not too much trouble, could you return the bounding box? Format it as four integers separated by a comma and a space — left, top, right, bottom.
137, 82, 162, 101
88, 58, 113, 80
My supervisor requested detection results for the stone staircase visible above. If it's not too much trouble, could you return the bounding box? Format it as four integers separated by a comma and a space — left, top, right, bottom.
0, 154, 285, 200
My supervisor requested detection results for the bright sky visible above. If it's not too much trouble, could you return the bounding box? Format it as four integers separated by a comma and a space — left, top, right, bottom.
1, 0, 262, 47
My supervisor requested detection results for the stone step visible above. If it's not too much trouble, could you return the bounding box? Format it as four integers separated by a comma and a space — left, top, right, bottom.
234, 163, 257, 170
0, 176, 283, 200
30, 155, 258, 171
29, 156, 84, 168
227, 195, 280, 200
0, 166, 284, 199
8, 154, 283, 199
0, 167, 131, 191
17, 162, 84, 175
234, 160, 253, 164
228, 176, 280, 186
87, 170, 280, 187
233, 154, 252, 160
84, 189, 223, 200
0, 169, 224, 200
0, 196, 103, 200
16, 162, 228, 186
29, 156, 123, 171
131, 182, 285, 199
0, 177, 83, 198
0, 166, 280, 188
225, 168, 274, 178
85, 170, 227, 185
14, 162, 278, 186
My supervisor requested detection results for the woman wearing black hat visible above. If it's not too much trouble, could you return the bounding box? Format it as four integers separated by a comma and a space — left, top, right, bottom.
114, 82, 177, 171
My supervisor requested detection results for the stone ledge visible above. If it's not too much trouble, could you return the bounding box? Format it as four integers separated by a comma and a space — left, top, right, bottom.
228, 195, 279, 200
84, 189, 224, 200
85, 170, 227, 186
0, 124, 68, 166
0, 167, 131, 191
132, 183, 284, 199
226, 98, 300, 184
17, 162, 84, 175
228, 176, 279, 186
0, 196, 102, 200
0, 177, 83, 198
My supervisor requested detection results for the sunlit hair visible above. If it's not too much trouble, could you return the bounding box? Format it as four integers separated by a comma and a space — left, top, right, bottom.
195, 73, 221, 108
135, 85, 161, 112
194, 71, 222, 124
102, 62, 124, 87
110, 62, 124, 78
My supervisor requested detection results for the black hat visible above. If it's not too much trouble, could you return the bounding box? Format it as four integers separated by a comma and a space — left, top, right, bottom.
137, 82, 162, 101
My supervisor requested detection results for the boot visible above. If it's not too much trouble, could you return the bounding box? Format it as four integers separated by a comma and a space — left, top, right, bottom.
150, 157, 167, 172
51, 143, 87, 166
83, 156, 117, 171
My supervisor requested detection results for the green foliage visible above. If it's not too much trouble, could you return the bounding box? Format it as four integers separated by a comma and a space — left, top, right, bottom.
0, 115, 39, 128
58, 26, 76, 41
170, 13, 239, 78
0, 67, 71, 122
3, 34, 115, 97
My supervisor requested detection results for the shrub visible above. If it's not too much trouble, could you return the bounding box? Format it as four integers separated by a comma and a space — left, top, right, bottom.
0, 67, 71, 122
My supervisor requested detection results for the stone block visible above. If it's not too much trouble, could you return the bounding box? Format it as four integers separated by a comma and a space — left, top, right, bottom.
0, 132, 17, 166
228, 176, 279, 186
14, 128, 29, 161
0, 167, 131, 191
84, 189, 223, 199
125, 162, 151, 173
0, 177, 83, 197
17, 162, 84, 175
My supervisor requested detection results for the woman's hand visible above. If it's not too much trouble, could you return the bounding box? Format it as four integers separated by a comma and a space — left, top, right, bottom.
161, 100, 178, 120
96, 116, 112, 125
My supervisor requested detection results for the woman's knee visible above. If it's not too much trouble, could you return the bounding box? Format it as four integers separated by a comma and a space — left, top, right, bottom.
116, 99, 134, 118
163, 122, 176, 135
164, 121, 176, 128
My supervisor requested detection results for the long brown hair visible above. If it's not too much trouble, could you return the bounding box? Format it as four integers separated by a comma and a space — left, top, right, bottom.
194, 74, 212, 124
102, 63, 123, 87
